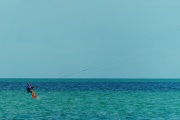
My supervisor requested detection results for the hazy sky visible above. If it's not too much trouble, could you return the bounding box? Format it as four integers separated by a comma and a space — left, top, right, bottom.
0, 0, 180, 78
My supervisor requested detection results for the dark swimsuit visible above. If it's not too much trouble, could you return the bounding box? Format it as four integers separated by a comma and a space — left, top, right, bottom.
26, 86, 34, 93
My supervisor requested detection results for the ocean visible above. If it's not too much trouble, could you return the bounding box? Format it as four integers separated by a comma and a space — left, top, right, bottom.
1, 78, 180, 119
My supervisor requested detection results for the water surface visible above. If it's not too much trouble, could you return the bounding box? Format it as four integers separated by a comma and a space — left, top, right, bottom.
1, 78, 180, 119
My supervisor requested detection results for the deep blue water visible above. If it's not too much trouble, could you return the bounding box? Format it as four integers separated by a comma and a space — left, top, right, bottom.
1, 81, 180, 91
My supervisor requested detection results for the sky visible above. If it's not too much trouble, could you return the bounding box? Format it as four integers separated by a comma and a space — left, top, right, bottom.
0, 0, 180, 78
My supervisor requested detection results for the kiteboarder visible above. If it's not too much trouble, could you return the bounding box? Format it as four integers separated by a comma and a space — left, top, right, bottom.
26, 82, 37, 98
26, 82, 34, 93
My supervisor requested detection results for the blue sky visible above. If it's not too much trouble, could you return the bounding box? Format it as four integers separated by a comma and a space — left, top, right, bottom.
0, 0, 180, 78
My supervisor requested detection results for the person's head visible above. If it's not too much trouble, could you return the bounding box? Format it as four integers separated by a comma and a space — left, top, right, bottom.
27, 83, 30, 86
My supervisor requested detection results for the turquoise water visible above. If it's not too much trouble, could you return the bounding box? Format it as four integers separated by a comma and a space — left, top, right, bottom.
1, 79, 180, 119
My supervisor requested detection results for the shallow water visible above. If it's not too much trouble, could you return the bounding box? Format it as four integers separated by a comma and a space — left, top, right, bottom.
1, 79, 180, 119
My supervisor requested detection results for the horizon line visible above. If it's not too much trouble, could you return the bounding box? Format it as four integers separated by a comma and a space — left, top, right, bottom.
0, 78, 180, 79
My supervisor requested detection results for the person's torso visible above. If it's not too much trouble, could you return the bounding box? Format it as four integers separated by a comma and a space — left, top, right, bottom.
26, 85, 31, 89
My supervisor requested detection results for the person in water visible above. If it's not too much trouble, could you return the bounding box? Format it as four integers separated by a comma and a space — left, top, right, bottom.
26, 83, 34, 93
